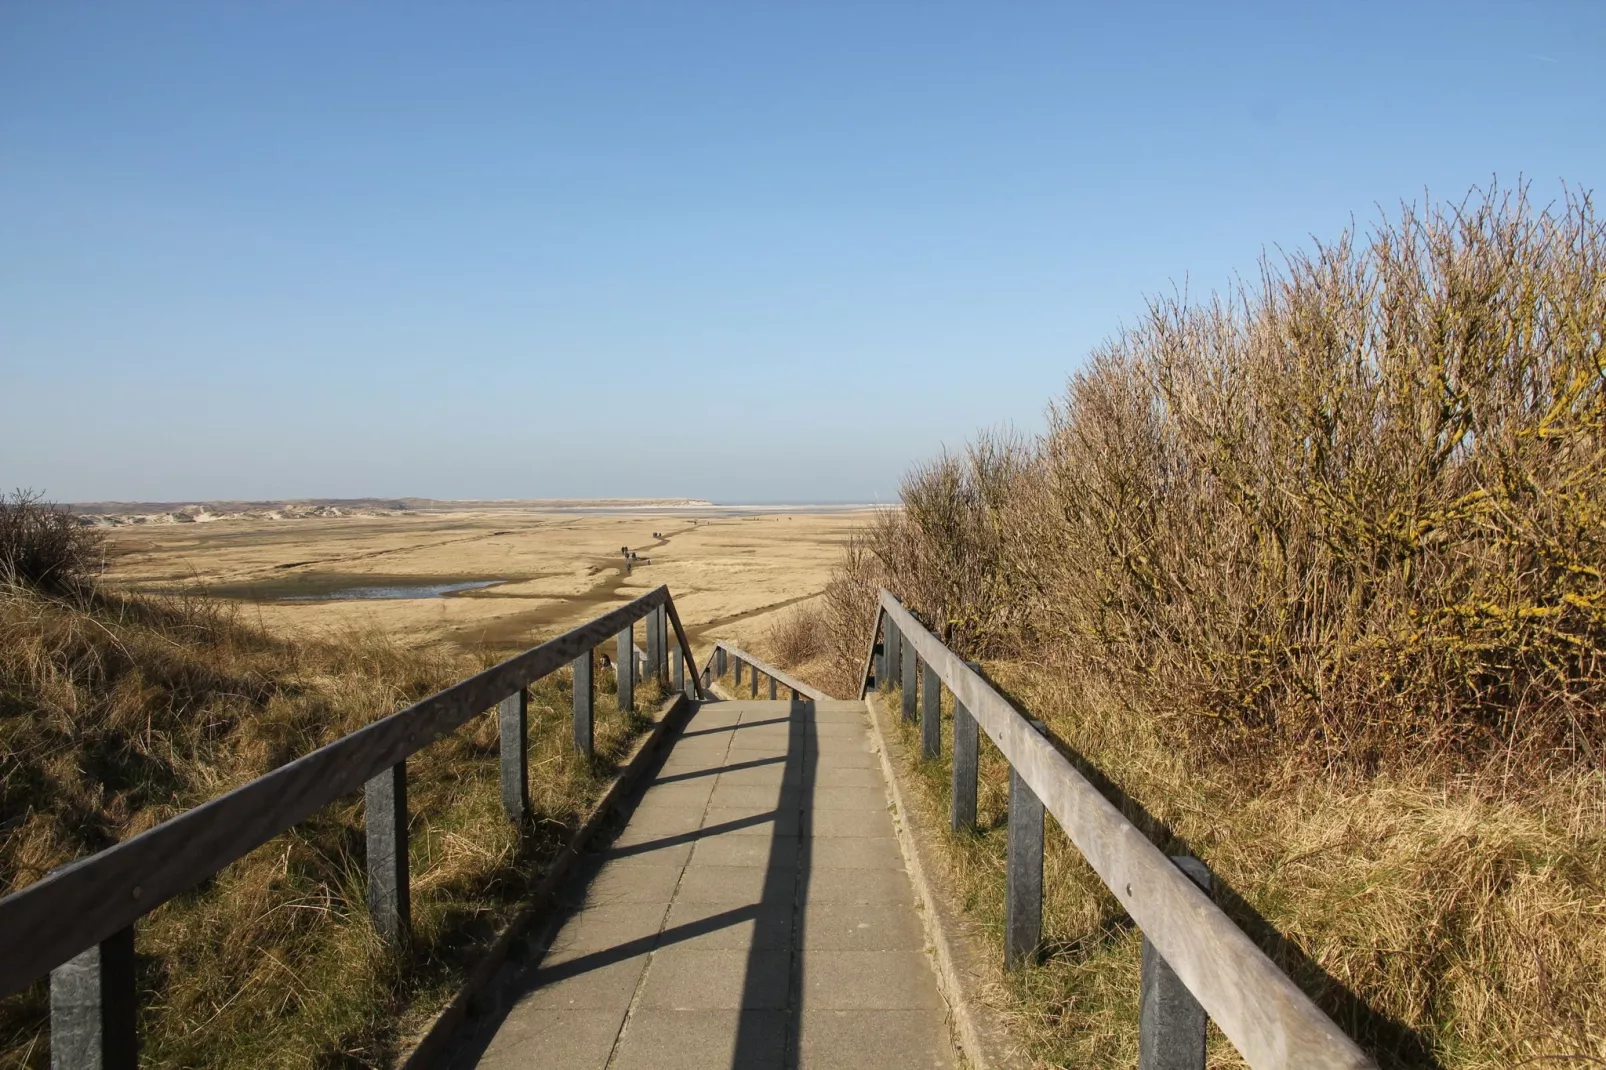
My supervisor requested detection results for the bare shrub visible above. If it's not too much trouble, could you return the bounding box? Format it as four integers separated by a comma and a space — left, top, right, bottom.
868, 429, 1036, 656
819, 533, 884, 695
859, 183, 1606, 768
0, 490, 104, 595
767, 601, 826, 668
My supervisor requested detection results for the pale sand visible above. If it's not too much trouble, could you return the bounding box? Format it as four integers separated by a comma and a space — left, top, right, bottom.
102, 508, 873, 660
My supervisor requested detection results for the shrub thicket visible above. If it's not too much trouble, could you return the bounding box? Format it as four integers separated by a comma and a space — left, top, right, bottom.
831, 184, 1606, 1069
839, 185, 1606, 769
0, 491, 104, 595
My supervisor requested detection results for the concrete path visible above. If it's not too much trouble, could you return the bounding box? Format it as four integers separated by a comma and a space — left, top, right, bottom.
466, 698, 957, 1069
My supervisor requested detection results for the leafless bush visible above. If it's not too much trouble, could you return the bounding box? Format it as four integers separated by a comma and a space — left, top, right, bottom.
0, 490, 104, 595
767, 601, 826, 668
867, 429, 1037, 656
819, 533, 884, 695
868, 183, 1606, 768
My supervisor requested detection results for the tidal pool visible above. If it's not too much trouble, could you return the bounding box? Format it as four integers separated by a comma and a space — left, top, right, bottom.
191, 574, 506, 602
279, 580, 502, 602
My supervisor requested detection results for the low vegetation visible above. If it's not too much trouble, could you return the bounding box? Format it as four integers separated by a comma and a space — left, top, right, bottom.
764, 600, 828, 671
0, 491, 105, 595
0, 494, 660, 1068
832, 185, 1606, 1067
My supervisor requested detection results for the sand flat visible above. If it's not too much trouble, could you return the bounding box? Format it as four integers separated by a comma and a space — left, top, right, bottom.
102, 506, 874, 657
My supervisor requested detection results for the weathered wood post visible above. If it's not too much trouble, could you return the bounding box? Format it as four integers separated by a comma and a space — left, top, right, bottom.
616, 627, 635, 713
951, 661, 980, 831
901, 648, 918, 723
365, 761, 410, 946
873, 615, 887, 686
733, 657, 743, 688
750, 665, 759, 698
659, 607, 671, 682
1005, 737, 1045, 968
672, 644, 685, 695
885, 620, 901, 692
50, 925, 137, 1070
768, 675, 777, 700
1139, 857, 1212, 1070
573, 648, 594, 757
921, 660, 940, 759
498, 687, 528, 821
645, 606, 663, 683
716, 646, 727, 679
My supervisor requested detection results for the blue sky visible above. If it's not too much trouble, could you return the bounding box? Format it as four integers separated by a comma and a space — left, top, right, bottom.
3, 3, 1601, 503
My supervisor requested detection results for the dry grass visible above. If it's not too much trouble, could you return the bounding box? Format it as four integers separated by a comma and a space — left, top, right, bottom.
832, 184, 1606, 1067
0, 580, 660, 1068
879, 670, 1606, 1069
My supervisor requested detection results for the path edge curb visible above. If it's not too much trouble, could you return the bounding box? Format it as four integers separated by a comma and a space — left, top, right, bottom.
865, 691, 1027, 1070
398, 688, 696, 1069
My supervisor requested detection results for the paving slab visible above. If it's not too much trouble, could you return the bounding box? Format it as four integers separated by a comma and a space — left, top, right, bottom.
463, 699, 955, 1069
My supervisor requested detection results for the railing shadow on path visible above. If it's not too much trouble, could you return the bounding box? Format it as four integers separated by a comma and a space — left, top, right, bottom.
732, 694, 815, 1068
444, 690, 821, 1070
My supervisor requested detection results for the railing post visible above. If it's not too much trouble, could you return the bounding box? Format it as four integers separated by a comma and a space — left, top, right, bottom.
716, 646, 727, 679
573, 648, 594, 757
750, 665, 759, 698
365, 761, 410, 947
873, 627, 886, 687
659, 607, 671, 682
768, 675, 777, 700
952, 661, 980, 831
646, 606, 663, 682
1005, 758, 1044, 969
921, 660, 940, 759
498, 687, 528, 821
1140, 857, 1213, 1070
616, 627, 634, 712
672, 644, 685, 695
733, 657, 743, 688
901, 647, 918, 723
885, 620, 900, 692
50, 925, 137, 1070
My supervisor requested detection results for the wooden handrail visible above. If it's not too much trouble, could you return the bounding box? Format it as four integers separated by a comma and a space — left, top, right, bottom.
862, 589, 1375, 1070
0, 585, 704, 1000
700, 640, 830, 702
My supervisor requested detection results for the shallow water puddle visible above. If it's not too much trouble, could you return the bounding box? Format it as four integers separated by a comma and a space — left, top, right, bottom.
188, 573, 507, 602
279, 580, 502, 601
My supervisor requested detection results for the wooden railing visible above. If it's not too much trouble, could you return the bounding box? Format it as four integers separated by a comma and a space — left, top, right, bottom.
0, 585, 704, 1066
860, 589, 1376, 1070
699, 640, 829, 703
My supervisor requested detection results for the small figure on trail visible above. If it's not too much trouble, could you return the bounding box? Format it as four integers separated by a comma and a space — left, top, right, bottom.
599, 652, 612, 671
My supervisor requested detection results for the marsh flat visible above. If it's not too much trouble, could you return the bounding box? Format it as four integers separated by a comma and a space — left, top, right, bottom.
101, 506, 873, 656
